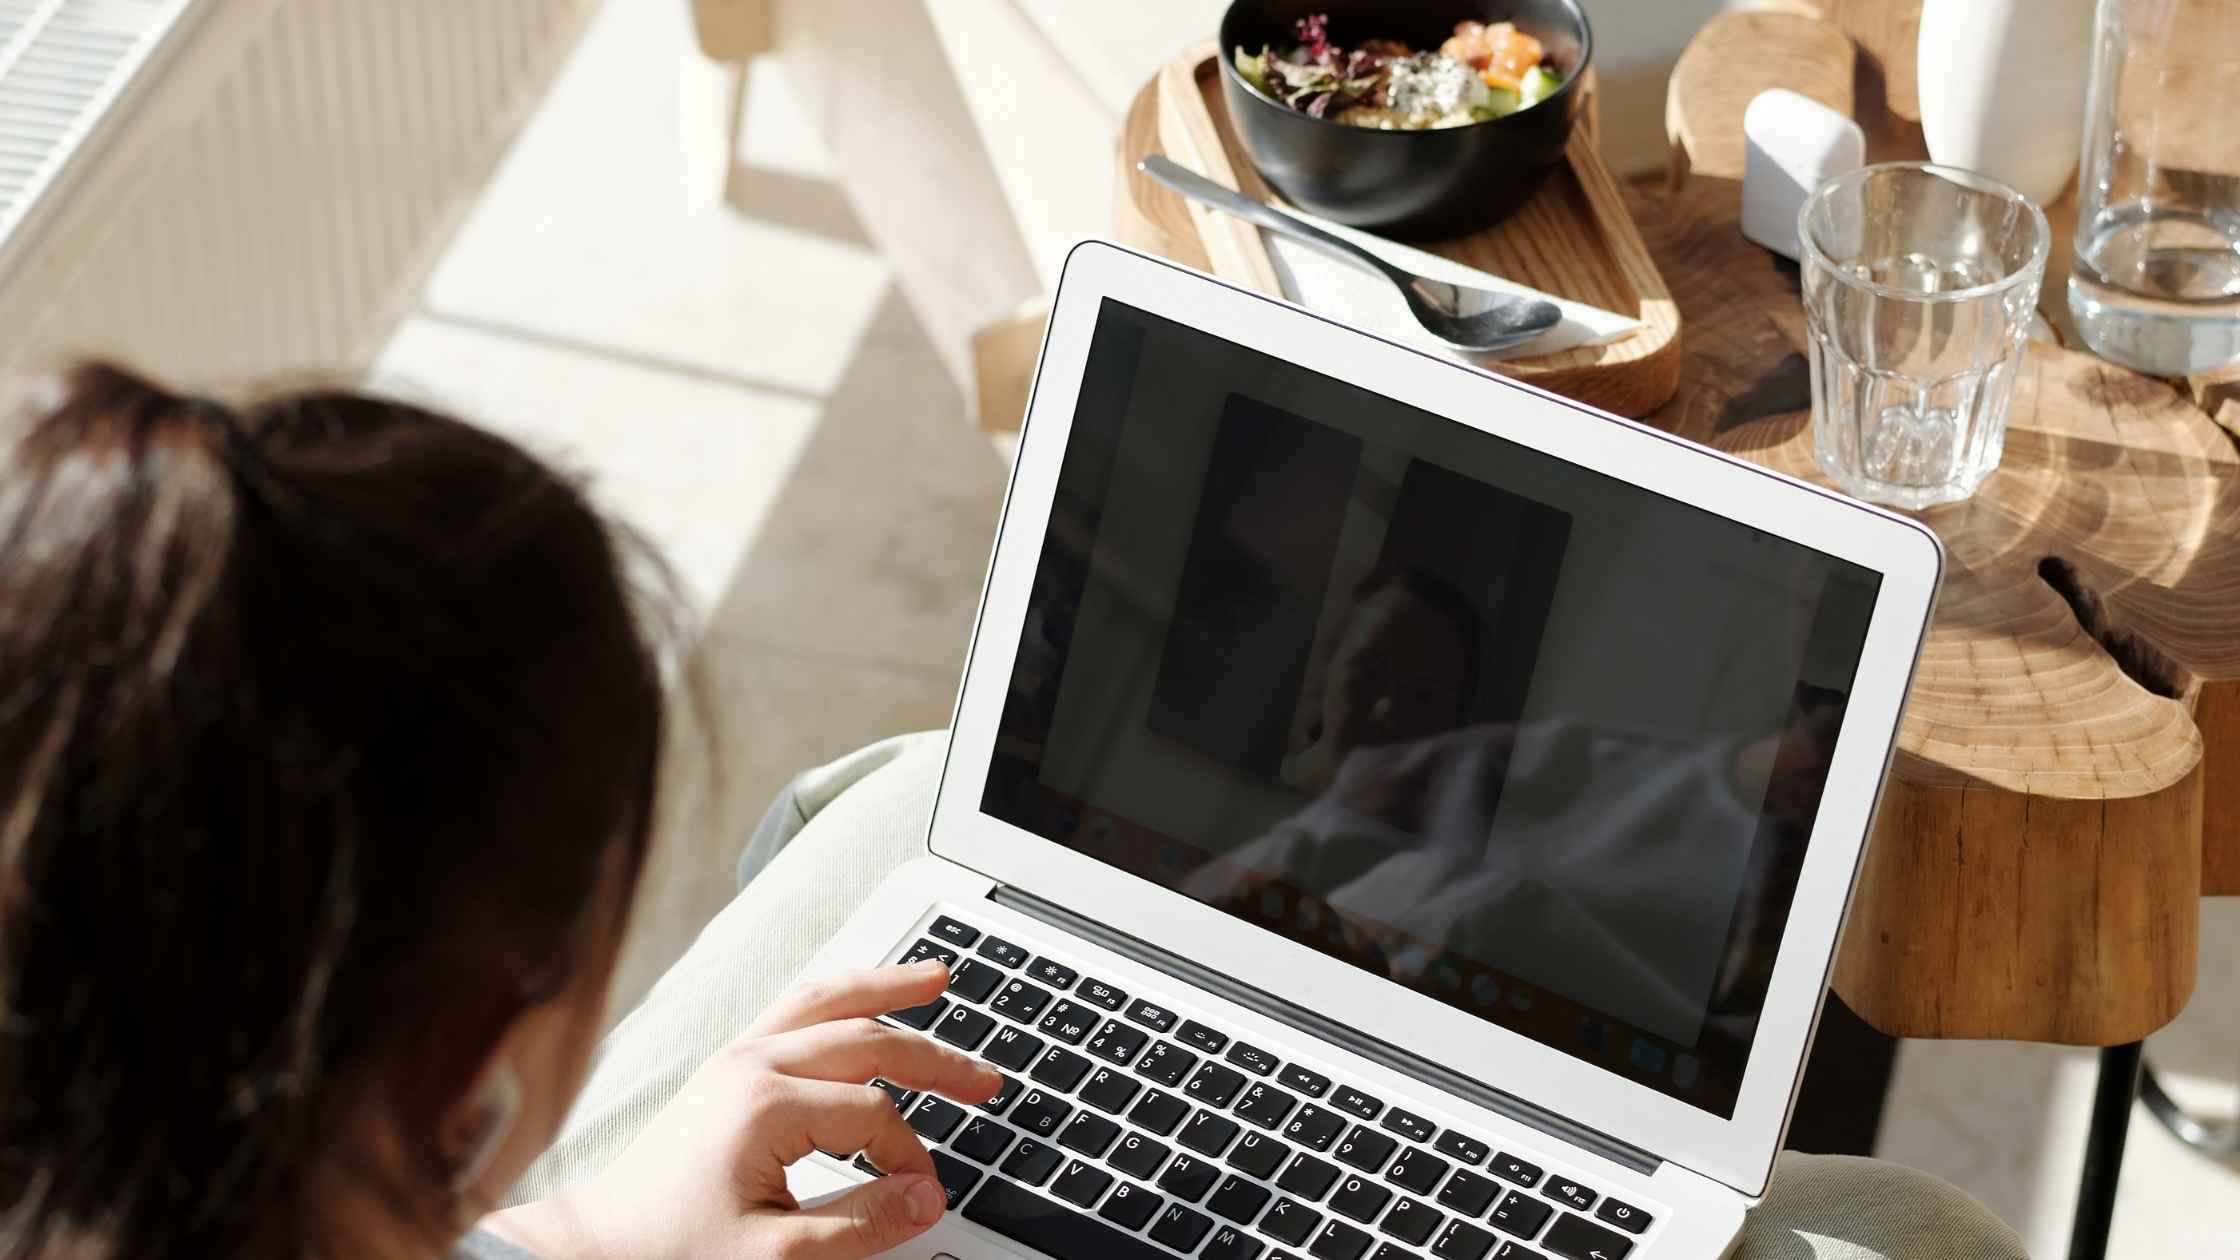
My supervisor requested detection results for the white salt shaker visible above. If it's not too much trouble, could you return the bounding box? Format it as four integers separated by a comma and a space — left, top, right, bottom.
1740, 89, 1864, 262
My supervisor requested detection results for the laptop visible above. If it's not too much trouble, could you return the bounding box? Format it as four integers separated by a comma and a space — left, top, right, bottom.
785, 241, 1942, 1260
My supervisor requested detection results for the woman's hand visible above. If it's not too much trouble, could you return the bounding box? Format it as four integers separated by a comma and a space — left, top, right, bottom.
488, 960, 1000, 1260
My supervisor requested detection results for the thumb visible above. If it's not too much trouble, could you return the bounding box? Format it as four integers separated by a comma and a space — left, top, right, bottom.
769, 1173, 949, 1260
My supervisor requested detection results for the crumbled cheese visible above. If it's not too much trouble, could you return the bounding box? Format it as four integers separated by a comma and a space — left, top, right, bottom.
1383, 53, 1490, 126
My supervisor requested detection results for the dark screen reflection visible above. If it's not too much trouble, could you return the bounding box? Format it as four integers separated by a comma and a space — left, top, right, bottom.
983, 301, 1879, 1117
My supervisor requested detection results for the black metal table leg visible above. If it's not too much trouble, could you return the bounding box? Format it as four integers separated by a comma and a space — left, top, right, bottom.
2141, 1057, 2240, 1156
2067, 1041, 2142, 1260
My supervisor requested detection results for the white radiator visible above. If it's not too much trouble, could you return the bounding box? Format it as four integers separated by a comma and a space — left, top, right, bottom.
0, 0, 597, 383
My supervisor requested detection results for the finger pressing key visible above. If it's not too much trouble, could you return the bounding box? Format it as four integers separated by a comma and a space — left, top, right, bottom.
747, 961, 951, 1038
757, 1019, 1003, 1105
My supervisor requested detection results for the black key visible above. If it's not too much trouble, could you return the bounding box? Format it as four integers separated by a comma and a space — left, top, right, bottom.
1053, 1159, 1115, 1208
977, 935, 1030, 967
1593, 1199, 1650, 1234
1158, 1153, 1220, 1202
981, 1073, 1022, 1115
1227, 1042, 1281, 1076
1541, 1180, 1596, 1212
1111, 1130, 1170, 1179
1205, 1225, 1267, 1260
1332, 1086, 1383, 1120
954, 1116, 1016, 1164
1264, 1197, 1325, 1246
928, 916, 981, 948
1129, 1089, 1190, 1136
948, 958, 1005, 1003
1011, 1089, 1072, 1138
1060, 1111, 1123, 1157
1126, 997, 1180, 1032
1087, 1019, 1151, 1066
1492, 1243, 1545, 1259
852, 1153, 885, 1177
888, 996, 947, 1030
1280, 1064, 1333, 1097
1079, 977, 1128, 1010
1031, 1046, 1093, 1091
902, 938, 960, 968
1433, 1220, 1498, 1260
1101, 1180, 1165, 1231
1380, 1197, 1444, 1246
1490, 1154, 1542, 1189
908, 1096, 967, 1142
991, 978, 1053, 1024
1489, 1192, 1552, 1239
1081, 1065, 1143, 1114
1285, 1104, 1348, 1151
1001, 1137, 1064, 1185
1277, 1151, 1343, 1200
1177, 1020, 1230, 1055
1150, 1202, 1216, 1252
1382, 1108, 1436, 1144
1206, 1175, 1273, 1224
1329, 1175, 1393, 1223
1179, 1109, 1243, 1156
1437, 1170, 1501, 1217
1237, 1081, 1300, 1129
1370, 1246, 1416, 1260
1187, 1062, 1248, 1107
1226, 1129, 1290, 1179
1038, 1000, 1097, 1045
984, 1023, 1045, 1071
871, 1077, 917, 1110
1435, 1132, 1490, 1166
1334, 1125, 1399, 1174
928, 1147, 982, 1209
1136, 1041, 1198, 1087
965, 1175, 1173, 1260
1028, 956, 1079, 989
1389, 1147, 1450, 1195
1542, 1214, 1632, 1260
1309, 1218, 1375, 1260
935, 1004, 997, 1051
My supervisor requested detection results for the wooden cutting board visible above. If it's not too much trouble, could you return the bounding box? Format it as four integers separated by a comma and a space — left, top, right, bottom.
1118, 42, 1682, 418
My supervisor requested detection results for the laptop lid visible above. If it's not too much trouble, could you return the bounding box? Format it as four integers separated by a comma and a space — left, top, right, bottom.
931, 242, 1941, 1197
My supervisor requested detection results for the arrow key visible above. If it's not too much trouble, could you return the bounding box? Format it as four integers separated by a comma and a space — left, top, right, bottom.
1541, 1213, 1632, 1260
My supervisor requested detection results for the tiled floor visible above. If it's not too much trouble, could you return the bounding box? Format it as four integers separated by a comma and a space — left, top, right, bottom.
367, 0, 1005, 1011
376, 0, 2237, 1251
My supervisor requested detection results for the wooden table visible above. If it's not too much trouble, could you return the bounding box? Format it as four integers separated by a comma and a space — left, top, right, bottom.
1649, 9, 2240, 1054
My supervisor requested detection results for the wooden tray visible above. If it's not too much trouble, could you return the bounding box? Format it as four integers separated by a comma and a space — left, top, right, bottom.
1118, 42, 1681, 417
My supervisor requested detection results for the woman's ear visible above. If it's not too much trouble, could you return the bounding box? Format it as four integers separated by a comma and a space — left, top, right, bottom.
441, 1057, 521, 1192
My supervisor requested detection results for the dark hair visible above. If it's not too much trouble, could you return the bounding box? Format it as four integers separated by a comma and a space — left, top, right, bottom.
1353, 560, 1485, 721
0, 364, 668, 1259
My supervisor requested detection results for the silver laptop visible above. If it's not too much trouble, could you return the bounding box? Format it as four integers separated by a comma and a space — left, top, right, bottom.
785, 242, 1942, 1260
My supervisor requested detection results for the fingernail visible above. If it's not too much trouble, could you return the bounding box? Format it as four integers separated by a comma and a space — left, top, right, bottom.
913, 958, 947, 974
904, 1176, 946, 1224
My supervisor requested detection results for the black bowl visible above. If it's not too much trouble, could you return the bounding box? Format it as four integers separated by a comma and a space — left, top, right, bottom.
1218, 0, 1591, 239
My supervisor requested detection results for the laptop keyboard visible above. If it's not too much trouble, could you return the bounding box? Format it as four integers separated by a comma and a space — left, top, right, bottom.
831, 912, 1663, 1260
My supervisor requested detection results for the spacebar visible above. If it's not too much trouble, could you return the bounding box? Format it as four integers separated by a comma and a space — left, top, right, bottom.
963, 1175, 1169, 1260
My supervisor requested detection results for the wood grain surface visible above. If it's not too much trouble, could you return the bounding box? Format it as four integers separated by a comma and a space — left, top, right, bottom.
1124, 43, 1683, 418
1653, 9, 2240, 1042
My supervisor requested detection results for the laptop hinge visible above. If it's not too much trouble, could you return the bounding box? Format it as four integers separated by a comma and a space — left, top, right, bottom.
989, 885, 1663, 1177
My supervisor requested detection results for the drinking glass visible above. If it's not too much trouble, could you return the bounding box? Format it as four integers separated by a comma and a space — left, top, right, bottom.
1800, 163, 2049, 509
2069, 0, 2240, 376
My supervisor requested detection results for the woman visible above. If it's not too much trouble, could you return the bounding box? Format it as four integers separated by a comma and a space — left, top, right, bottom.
0, 364, 995, 1260
0, 365, 2028, 1260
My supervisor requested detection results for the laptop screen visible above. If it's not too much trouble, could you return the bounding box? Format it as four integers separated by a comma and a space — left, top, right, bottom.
981, 299, 1880, 1119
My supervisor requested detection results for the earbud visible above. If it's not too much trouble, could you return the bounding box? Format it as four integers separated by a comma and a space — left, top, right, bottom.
448, 1062, 521, 1192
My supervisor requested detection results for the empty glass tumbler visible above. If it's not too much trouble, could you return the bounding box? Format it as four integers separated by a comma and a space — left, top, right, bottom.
1800, 163, 2049, 509
2069, 0, 2240, 376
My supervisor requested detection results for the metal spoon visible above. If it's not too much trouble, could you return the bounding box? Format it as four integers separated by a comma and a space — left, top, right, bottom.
1139, 155, 1562, 353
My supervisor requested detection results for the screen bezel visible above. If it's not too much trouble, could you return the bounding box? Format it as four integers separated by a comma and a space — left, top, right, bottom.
929, 241, 1942, 1198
